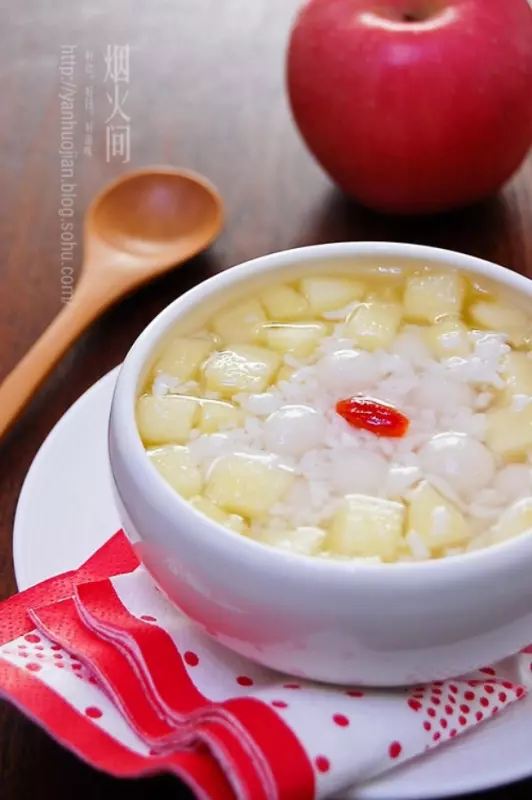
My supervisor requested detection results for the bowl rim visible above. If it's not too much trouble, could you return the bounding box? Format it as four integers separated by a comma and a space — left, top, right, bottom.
109, 241, 532, 584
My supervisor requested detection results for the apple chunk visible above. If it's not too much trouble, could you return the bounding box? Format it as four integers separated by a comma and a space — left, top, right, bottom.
136, 395, 199, 445
501, 352, 532, 402
198, 399, 244, 433
203, 345, 281, 396
189, 496, 248, 534
148, 446, 202, 498
485, 404, 532, 457
260, 321, 328, 357
470, 301, 531, 347
211, 299, 266, 344
404, 272, 465, 323
300, 277, 364, 313
344, 302, 402, 351
153, 337, 213, 383
205, 454, 294, 518
258, 526, 326, 556
490, 498, 532, 542
260, 284, 309, 320
326, 494, 405, 561
406, 481, 470, 551
425, 317, 470, 358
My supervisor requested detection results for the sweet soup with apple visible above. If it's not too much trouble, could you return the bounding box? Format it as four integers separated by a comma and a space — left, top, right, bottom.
136, 268, 532, 563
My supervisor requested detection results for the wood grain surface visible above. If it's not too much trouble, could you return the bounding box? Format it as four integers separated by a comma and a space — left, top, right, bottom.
0, 1, 531, 796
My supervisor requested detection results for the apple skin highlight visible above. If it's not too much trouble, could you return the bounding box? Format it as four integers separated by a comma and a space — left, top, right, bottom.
287, 0, 532, 215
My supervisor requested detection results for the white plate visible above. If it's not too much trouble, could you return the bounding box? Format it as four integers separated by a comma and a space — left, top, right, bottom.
13, 368, 532, 799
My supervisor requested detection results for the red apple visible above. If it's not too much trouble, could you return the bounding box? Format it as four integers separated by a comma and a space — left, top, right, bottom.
287, 0, 532, 215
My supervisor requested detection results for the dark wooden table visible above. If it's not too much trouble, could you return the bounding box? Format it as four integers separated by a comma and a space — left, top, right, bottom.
0, 0, 531, 797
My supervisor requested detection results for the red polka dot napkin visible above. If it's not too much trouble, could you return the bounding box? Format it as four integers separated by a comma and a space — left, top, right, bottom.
0, 531, 529, 799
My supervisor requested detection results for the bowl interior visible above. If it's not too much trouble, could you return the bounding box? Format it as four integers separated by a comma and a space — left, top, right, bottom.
114, 242, 532, 577
133, 244, 532, 395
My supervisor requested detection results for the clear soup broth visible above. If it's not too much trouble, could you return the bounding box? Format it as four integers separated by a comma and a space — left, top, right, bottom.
136, 266, 532, 564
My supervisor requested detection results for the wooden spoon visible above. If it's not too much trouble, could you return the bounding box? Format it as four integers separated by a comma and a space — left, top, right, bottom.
0, 165, 224, 440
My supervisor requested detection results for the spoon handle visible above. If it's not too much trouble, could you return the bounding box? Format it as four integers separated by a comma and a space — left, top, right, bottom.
0, 277, 113, 440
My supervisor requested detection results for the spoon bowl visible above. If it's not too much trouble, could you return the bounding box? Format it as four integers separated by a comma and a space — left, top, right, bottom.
87, 167, 223, 258
0, 165, 224, 441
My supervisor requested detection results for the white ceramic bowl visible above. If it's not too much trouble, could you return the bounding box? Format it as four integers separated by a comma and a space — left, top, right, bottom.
109, 242, 532, 686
